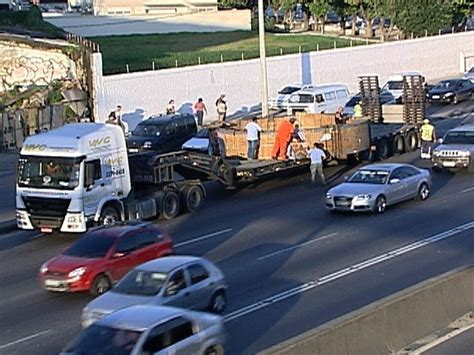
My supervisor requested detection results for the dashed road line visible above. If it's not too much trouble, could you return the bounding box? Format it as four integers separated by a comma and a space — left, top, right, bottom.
224, 221, 474, 322
0, 330, 51, 350
175, 228, 233, 248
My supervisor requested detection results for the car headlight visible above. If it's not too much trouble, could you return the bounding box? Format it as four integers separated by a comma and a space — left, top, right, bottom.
326, 194, 332, 199
443, 92, 453, 98
68, 267, 87, 280
426, 93, 430, 97
459, 151, 471, 157
143, 141, 152, 149
433, 150, 441, 157
354, 194, 372, 201
40, 262, 48, 274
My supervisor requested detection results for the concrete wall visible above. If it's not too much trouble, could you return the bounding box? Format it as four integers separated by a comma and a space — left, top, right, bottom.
259, 266, 474, 355
93, 32, 474, 127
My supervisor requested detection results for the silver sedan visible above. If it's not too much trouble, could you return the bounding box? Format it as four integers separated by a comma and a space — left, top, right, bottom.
82, 256, 228, 328
325, 163, 431, 214
63, 305, 226, 355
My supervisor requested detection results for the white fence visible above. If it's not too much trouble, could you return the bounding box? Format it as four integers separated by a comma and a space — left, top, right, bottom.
93, 31, 474, 128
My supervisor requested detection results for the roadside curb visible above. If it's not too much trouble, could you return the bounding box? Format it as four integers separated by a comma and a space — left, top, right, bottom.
0, 220, 17, 234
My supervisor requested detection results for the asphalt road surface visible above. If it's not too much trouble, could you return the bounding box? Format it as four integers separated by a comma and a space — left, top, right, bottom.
0, 108, 473, 355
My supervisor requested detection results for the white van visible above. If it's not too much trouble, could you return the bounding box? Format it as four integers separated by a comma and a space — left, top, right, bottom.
286, 84, 350, 114
381, 71, 424, 100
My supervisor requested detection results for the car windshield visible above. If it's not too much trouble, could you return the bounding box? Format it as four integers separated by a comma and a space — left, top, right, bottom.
383, 81, 403, 91
345, 95, 361, 107
63, 234, 115, 258
195, 128, 210, 139
63, 324, 142, 355
443, 131, 474, 145
133, 123, 164, 137
278, 86, 300, 95
112, 269, 168, 296
17, 156, 82, 190
434, 80, 458, 90
348, 169, 390, 184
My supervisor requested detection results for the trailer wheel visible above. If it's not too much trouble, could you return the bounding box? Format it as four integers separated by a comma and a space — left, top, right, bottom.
392, 135, 405, 155
376, 138, 390, 160
181, 185, 204, 213
161, 191, 180, 220
405, 131, 418, 152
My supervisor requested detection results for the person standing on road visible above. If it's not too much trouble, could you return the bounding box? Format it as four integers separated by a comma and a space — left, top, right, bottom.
194, 98, 207, 127
419, 118, 436, 159
166, 99, 176, 115
216, 94, 227, 122
353, 101, 363, 119
308, 143, 327, 185
272, 117, 296, 160
244, 117, 263, 160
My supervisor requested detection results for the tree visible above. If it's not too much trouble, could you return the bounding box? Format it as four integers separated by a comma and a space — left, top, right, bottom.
309, 0, 331, 33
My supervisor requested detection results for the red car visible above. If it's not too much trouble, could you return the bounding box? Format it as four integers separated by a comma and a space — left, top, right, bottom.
39, 222, 174, 296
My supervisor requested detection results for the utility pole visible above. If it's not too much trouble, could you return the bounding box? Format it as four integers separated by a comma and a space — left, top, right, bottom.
258, 0, 269, 118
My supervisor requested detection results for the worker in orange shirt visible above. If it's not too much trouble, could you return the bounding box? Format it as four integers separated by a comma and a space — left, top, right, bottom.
272, 117, 296, 160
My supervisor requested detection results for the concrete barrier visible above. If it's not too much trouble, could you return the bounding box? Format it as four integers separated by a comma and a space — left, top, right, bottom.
259, 266, 474, 355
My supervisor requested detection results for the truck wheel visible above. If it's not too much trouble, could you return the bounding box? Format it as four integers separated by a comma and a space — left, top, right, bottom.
161, 191, 180, 220
376, 138, 390, 160
405, 131, 418, 152
181, 185, 204, 213
99, 206, 120, 226
392, 135, 405, 155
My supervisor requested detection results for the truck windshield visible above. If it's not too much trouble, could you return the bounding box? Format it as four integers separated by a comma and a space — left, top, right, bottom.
443, 131, 474, 145
133, 123, 165, 137
17, 156, 82, 190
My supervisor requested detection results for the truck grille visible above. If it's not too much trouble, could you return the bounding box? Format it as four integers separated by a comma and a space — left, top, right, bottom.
22, 196, 70, 217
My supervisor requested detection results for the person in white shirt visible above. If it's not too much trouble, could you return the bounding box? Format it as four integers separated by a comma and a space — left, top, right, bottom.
308, 142, 327, 185
244, 117, 263, 160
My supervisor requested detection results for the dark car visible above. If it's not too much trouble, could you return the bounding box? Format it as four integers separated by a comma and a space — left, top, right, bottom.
126, 114, 197, 153
426, 79, 473, 104
38, 222, 174, 296
344, 91, 395, 116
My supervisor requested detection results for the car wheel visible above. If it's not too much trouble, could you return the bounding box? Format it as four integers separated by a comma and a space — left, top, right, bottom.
209, 290, 226, 314
374, 196, 386, 214
99, 206, 120, 226
417, 183, 430, 201
452, 95, 458, 105
204, 345, 224, 355
90, 275, 111, 296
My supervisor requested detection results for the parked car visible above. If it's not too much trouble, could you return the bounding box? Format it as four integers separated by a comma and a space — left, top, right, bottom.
39, 222, 173, 296
286, 84, 350, 114
268, 84, 319, 110
343, 91, 395, 116
463, 67, 474, 83
126, 114, 197, 154
325, 163, 431, 214
426, 79, 473, 104
81, 256, 228, 328
182, 128, 226, 157
62, 305, 226, 355
381, 72, 424, 100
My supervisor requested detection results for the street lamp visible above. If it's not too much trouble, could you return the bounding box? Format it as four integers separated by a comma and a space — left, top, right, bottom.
257, 0, 269, 118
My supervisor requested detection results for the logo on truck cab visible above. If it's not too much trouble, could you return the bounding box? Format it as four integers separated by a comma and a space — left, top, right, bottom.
89, 136, 111, 149
23, 144, 47, 152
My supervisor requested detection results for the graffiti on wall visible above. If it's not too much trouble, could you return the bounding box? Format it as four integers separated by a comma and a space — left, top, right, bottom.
0, 44, 78, 93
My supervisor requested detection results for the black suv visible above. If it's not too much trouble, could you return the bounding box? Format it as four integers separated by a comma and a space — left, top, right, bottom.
126, 114, 197, 153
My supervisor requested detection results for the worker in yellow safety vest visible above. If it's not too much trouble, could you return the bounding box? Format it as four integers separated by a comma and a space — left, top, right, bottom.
419, 118, 436, 159
353, 101, 363, 118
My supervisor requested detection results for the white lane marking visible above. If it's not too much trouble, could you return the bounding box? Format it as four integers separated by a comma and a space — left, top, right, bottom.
461, 186, 474, 193
0, 330, 51, 349
257, 233, 338, 261
224, 221, 474, 322
174, 228, 233, 248
416, 322, 474, 354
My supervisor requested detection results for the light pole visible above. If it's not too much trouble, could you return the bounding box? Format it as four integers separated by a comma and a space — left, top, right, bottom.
257, 0, 269, 118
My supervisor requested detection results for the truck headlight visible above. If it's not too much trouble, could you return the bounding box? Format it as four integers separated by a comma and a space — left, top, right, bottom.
68, 267, 87, 281
355, 194, 372, 201
143, 141, 152, 149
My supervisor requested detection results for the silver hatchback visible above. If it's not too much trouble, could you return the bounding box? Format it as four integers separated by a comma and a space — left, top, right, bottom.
82, 256, 228, 328
62, 305, 226, 355
326, 163, 431, 214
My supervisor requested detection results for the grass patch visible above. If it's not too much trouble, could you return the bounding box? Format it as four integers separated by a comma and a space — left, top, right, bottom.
93, 31, 367, 75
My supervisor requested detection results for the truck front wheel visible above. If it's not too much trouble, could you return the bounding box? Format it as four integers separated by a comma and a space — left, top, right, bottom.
99, 206, 120, 226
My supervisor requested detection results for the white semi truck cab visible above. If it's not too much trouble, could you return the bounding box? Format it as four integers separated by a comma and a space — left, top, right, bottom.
16, 123, 204, 233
